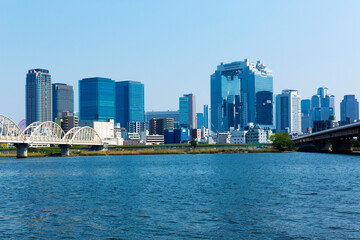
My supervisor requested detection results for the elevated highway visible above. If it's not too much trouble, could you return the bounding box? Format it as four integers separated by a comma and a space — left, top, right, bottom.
293, 122, 360, 153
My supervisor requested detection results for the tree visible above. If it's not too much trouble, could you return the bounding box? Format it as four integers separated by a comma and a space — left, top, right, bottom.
269, 132, 294, 151
191, 139, 197, 149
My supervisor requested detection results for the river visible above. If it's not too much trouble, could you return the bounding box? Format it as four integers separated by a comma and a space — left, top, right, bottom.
0, 152, 359, 239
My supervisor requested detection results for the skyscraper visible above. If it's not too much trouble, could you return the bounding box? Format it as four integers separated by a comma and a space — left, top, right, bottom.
311, 87, 335, 125
301, 99, 311, 133
210, 59, 273, 132
115, 81, 145, 129
276, 90, 301, 134
203, 105, 209, 129
340, 95, 359, 123
79, 77, 115, 121
179, 93, 196, 129
196, 113, 204, 129
52, 83, 74, 120
26, 69, 52, 125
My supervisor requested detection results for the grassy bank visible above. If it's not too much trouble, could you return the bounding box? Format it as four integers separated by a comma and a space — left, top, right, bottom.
0, 146, 279, 158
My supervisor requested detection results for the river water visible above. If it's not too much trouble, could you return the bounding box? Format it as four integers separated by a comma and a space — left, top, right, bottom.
0, 152, 359, 239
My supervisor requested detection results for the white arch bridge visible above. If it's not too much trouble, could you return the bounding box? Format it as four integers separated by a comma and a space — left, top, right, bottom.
0, 115, 103, 158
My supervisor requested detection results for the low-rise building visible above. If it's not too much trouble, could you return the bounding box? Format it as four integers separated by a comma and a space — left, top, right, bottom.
246, 125, 266, 143
230, 130, 247, 144
191, 129, 202, 139
146, 135, 164, 145
217, 132, 231, 144
164, 128, 189, 144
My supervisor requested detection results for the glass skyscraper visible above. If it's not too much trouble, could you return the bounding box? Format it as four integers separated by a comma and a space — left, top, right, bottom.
52, 83, 74, 120
179, 93, 196, 129
301, 99, 311, 133
203, 105, 209, 129
79, 77, 115, 121
210, 59, 273, 132
196, 113, 204, 129
340, 95, 359, 123
311, 87, 335, 125
26, 69, 52, 125
115, 81, 145, 129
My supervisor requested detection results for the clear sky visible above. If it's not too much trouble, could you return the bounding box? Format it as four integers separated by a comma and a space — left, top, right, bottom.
1, 0, 360, 123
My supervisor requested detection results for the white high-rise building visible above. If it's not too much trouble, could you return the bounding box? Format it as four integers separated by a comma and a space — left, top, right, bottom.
276, 90, 302, 134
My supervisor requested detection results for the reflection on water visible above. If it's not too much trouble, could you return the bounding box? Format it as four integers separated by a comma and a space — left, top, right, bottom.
0, 153, 360, 239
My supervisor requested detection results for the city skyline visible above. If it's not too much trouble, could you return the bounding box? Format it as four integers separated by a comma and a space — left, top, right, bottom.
1, 0, 360, 124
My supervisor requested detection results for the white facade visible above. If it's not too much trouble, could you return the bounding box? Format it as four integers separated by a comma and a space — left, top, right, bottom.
80, 119, 114, 140
246, 126, 266, 143
276, 90, 302, 134
230, 130, 247, 144
146, 135, 164, 145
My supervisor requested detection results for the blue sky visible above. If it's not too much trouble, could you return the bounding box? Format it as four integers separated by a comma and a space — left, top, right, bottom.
1, 0, 360, 123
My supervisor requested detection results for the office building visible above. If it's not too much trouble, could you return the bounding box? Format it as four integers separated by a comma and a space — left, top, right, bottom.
179, 94, 196, 129
230, 130, 247, 144
276, 90, 302, 134
79, 77, 115, 121
311, 87, 335, 125
301, 99, 311, 133
127, 121, 146, 133
164, 128, 189, 144
26, 69, 52, 125
340, 95, 359, 123
203, 105, 209, 128
52, 83, 74, 120
116, 81, 145, 129
54, 112, 79, 133
197, 113, 204, 129
146, 135, 164, 145
210, 59, 273, 132
149, 118, 174, 135
79, 119, 115, 140
146, 110, 179, 128
191, 129, 202, 139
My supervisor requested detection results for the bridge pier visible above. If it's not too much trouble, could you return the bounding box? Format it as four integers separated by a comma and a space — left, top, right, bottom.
332, 139, 352, 154
14, 143, 29, 158
314, 140, 331, 152
59, 144, 71, 156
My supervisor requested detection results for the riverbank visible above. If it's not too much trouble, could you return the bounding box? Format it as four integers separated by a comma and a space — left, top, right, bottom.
0, 146, 281, 158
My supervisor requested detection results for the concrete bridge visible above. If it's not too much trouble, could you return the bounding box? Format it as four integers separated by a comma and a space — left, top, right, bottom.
293, 122, 360, 153
0, 115, 103, 158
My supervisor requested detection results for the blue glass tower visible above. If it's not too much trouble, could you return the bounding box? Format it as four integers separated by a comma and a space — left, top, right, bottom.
203, 105, 209, 128
52, 83, 74, 120
115, 81, 145, 128
340, 95, 359, 123
210, 59, 273, 132
301, 99, 311, 133
197, 113, 204, 129
79, 77, 115, 121
179, 96, 189, 128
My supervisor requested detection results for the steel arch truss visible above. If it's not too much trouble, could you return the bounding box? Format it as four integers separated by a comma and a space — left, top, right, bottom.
26, 121, 66, 144
0, 115, 25, 142
0, 115, 103, 146
68, 127, 103, 145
